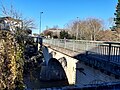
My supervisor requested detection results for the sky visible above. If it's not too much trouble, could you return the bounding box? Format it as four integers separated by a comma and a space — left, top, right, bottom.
0, 0, 118, 34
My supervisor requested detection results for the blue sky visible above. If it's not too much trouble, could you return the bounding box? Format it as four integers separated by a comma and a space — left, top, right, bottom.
0, 0, 118, 34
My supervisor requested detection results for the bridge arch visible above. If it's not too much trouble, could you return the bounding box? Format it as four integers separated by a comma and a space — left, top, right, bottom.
58, 57, 67, 68
42, 46, 78, 84
48, 58, 68, 82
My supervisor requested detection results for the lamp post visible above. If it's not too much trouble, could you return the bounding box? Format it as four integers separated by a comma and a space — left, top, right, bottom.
76, 17, 79, 40
39, 12, 43, 35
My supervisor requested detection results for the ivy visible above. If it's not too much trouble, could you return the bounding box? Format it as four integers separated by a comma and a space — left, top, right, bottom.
0, 30, 25, 90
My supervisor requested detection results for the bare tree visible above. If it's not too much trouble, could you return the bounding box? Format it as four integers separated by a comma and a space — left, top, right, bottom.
65, 18, 104, 40
0, 1, 35, 30
77, 20, 89, 40
22, 18, 35, 30
65, 20, 85, 39
85, 18, 104, 41
108, 17, 115, 28
1, 1, 22, 19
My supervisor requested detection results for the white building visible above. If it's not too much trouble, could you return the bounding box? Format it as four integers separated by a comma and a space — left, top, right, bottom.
0, 17, 23, 31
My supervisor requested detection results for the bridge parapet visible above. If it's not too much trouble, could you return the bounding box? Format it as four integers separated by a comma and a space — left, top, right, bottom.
43, 39, 105, 52
43, 39, 120, 63
43, 39, 120, 78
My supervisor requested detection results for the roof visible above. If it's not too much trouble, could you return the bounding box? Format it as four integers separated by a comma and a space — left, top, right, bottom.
0, 17, 22, 22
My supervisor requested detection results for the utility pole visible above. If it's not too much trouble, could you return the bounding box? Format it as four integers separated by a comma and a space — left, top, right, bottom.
39, 12, 43, 35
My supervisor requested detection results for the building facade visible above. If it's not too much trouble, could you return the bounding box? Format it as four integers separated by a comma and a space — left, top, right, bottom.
0, 17, 23, 31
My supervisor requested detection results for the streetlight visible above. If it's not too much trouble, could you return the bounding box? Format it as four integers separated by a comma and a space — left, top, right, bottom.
39, 12, 43, 35
76, 17, 79, 40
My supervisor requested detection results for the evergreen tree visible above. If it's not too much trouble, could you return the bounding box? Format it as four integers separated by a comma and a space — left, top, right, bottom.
60, 30, 71, 39
112, 0, 120, 40
114, 0, 120, 28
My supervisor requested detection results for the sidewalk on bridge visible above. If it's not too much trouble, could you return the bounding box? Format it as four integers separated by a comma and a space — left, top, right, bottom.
43, 43, 84, 57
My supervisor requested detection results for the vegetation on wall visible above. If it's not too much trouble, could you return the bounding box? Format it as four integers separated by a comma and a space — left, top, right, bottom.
0, 30, 25, 90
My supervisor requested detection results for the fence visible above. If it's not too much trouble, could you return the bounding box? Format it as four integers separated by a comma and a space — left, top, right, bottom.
43, 39, 120, 63
43, 39, 120, 76
43, 39, 103, 52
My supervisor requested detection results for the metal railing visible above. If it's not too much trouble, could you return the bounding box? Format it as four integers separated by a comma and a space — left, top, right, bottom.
43, 39, 120, 64
43, 39, 103, 51
87, 42, 120, 64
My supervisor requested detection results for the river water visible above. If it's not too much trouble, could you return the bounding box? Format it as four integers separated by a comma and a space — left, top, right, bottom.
23, 66, 69, 89
24, 75, 68, 89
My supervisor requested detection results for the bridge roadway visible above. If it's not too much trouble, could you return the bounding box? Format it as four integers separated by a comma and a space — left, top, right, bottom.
41, 39, 120, 87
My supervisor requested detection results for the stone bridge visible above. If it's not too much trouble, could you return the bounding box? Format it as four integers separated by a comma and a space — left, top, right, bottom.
32, 37, 120, 87
41, 43, 120, 87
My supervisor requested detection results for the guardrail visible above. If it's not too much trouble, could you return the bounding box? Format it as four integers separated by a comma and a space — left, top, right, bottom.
43, 39, 120, 63
43, 39, 103, 52
87, 42, 120, 64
